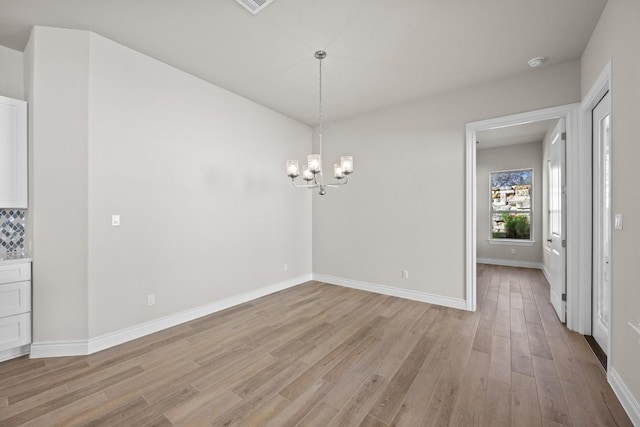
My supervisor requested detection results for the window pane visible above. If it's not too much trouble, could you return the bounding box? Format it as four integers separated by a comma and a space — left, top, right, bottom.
547, 159, 552, 243
491, 212, 531, 239
491, 169, 532, 240
550, 161, 560, 236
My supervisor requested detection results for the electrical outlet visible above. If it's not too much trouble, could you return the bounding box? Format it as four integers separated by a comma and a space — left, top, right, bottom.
112, 215, 120, 226
402, 270, 409, 279
614, 214, 623, 230
147, 294, 155, 306
510, 248, 516, 254
283, 263, 288, 271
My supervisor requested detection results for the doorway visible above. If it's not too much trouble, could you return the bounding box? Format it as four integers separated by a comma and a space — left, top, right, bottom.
475, 122, 550, 267
579, 62, 612, 369
474, 117, 565, 322
465, 104, 588, 333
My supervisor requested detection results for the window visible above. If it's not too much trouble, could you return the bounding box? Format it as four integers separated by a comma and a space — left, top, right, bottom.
490, 169, 532, 241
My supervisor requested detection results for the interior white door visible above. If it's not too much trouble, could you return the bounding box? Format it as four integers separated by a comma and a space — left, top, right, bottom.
548, 119, 566, 322
592, 91, 612, 355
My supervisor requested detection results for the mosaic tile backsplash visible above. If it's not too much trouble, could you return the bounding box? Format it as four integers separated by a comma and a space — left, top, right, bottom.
0, 209, 26, 253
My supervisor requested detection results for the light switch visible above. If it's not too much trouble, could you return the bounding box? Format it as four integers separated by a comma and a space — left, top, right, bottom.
614, 214, 623, 230
112, 215, 121, 226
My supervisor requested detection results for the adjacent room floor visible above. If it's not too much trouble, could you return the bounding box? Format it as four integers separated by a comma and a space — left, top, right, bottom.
0, 265, 632, 426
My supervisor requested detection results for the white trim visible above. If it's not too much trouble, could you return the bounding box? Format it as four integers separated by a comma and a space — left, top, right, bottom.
313, 274, 467, 311
0, 344, 30, 362
466, 120, 477, 311
577, 61, 612, 338
30, 274, 311, 358
609, 367, 640, 426
488, 239, 535, 246
583, 61, 612, 113
489, 167, 535, 245
466, 103, 581, 322
30, 341, 88, 358
542, 265, 552, 285
477, 258, 543, 270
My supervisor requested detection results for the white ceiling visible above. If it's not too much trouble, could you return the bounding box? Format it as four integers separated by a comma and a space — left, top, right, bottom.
477, 119, 559, 150
0, 0, 606, 125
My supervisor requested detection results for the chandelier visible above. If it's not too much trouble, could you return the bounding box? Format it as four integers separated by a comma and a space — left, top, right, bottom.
286, 51, 353, 196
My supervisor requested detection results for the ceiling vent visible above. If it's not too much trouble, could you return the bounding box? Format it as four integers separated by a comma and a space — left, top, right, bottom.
235, 0, 275, 14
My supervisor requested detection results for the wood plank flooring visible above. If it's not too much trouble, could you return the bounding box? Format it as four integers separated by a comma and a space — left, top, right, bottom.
0, 264, 633, 426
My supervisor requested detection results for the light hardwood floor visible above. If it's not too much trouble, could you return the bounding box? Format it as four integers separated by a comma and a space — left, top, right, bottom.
0, 265, 633, 426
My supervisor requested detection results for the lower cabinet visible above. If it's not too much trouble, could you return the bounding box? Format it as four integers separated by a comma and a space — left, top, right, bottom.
0, 262, 32, 361
0, 312, 31, 349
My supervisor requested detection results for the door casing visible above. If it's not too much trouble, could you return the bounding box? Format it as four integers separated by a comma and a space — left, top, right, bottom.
466, 103, 588, 335
592, 90, 612, 356
582, 63, 613, 371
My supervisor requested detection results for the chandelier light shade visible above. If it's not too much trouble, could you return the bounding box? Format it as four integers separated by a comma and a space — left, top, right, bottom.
286, 51, 353, 195
286, 160, 299, 178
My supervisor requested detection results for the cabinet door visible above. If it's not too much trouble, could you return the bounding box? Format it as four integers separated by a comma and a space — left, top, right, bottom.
0, 281, 30, 318
0, 312, 31, 351
0, 95, 28, 208
0, 262, 31, 285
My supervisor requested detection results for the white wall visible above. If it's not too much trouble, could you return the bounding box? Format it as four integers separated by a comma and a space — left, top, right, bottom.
313, 59, 581, 303
581, 0, 640, 417
25, 32, 91, 344
0, 45, 23, 100
86, 32, 312, 337
476, 141, 543, 265
26, 26, 312, 345
26, 27, 91, 343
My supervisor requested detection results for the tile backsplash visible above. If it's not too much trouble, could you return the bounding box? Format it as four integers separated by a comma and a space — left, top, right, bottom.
0, 209, 26, 253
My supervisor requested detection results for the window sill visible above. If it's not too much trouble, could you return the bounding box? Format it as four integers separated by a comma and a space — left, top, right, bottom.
488, 239, 535, 247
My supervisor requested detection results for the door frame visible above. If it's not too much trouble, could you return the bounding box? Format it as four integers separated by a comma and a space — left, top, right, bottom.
581, 62, 612, 362
465, 103, 588, 334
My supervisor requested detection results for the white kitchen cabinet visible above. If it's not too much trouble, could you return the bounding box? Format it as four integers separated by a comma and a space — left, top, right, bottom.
0, 95, 28, 208
0, 261, 31, 361
0, 313, 31, 353
0, 281, 30, 318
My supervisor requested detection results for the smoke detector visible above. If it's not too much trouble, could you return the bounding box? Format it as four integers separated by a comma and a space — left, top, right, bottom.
235, 0, 275, 14
528, 57, 546, 68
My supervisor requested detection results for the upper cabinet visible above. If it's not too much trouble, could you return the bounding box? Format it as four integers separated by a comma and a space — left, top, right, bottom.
0, 95, 27, 208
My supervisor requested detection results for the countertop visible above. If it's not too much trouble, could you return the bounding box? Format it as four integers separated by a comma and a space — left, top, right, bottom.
0, 252, 32, 265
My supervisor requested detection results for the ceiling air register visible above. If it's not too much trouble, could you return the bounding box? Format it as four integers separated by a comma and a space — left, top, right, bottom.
235, 0, 274, 14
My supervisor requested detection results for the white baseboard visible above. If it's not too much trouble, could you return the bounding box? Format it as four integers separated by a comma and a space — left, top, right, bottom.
477, 257, 543, 270
30, 274, 311, 359
313, 274, 467, 311
0, 344, 30, 362
30, 341, 88, 358
609, 367, 640, 426
542, 265, 552, 284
